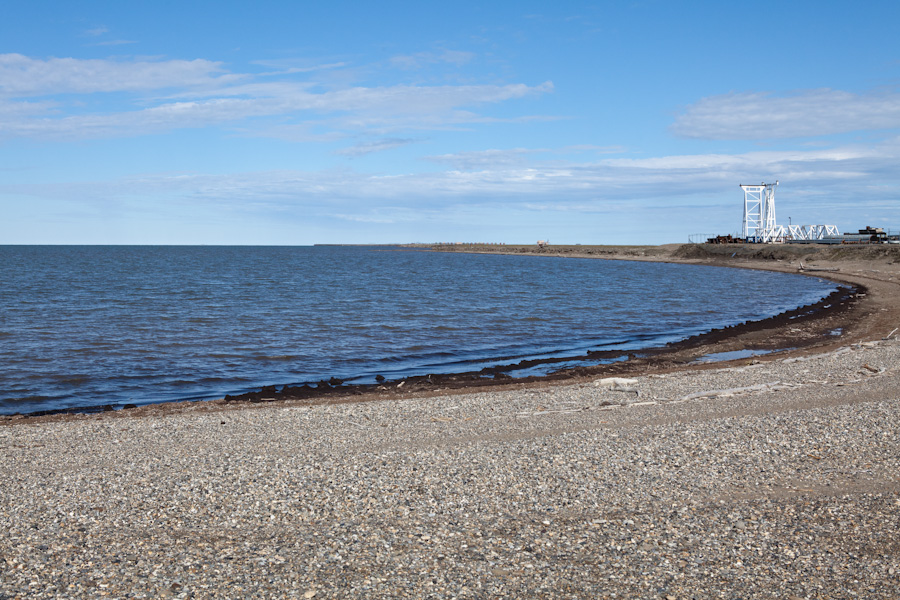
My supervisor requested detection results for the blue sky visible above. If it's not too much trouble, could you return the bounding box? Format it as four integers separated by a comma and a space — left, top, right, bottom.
1, 1, 899, 244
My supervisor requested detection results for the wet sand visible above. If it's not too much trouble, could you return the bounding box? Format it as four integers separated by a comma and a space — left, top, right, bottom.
1, 244, 899, 598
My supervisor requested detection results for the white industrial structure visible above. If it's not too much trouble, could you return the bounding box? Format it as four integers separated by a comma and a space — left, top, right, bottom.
740, 181, 838, 243
740, 182, 778, 242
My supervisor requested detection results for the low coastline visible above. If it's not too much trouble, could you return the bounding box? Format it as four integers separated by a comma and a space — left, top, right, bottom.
2, 244, 899, 598
4, 243, 890, 423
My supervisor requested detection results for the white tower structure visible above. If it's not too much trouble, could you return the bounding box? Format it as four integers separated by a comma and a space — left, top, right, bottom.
738, 180, 839, 243
741, 181, 783, 242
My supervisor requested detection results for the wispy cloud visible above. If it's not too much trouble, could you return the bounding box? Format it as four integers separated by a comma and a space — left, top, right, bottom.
336, 137, 419, 157
0, 53, 553, 141
251, 59, 350, 75
7, 139, 898, 210
81, 25, 136, 47
425, 148, 541, 169
390, 49, 476, 70
426, 145, 625, 169
0, 53, 234, 96
331, 209, 421, 224
672, 88, 900, 140
84, 26, 109, 37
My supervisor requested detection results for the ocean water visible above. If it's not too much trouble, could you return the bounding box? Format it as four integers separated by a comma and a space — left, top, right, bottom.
0, 246, 839, 415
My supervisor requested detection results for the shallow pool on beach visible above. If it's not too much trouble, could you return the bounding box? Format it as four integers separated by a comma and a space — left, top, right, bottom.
0, 245, 840, 414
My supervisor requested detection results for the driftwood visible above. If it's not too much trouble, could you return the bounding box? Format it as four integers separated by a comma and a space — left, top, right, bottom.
798, 261, 839, 272
679, 381, 783, 401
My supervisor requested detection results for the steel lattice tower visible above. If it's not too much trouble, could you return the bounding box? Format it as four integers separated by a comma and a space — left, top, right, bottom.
741, 181, 779, 242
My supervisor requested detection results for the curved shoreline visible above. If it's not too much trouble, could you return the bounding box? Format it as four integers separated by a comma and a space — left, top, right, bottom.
5, 243, 895, 423
4, 243, 900, 598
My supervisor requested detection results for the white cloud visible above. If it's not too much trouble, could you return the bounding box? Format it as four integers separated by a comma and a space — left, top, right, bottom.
319, 82, 552, 116
672, 88, 900, 140
0, 53, 235, 96
425, 148, 540, 169
390, 49, 476, 70
6, 138, 897, 210
251, 60, 349, 76
426, 145, 625, 170
336, 138, 418, 157
0, 97, 271, 140
80, 26, 136, 47
0, 81, 552, 139
3, 136, 897, 245
439, 50, 476, 66
0, 52, 553, 140
331, 209, 421, 224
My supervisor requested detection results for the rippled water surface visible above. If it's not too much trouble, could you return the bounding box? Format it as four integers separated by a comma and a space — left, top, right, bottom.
0, 246, 839, 414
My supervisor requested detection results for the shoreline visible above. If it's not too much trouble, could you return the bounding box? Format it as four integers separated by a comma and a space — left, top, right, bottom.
4, 243, 893, 424
3, 243, 899, 598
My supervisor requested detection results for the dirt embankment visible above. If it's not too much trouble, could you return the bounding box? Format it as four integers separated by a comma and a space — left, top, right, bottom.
671, 242, 900, 263
428, 243, 679, 259
429, 241, 900, 264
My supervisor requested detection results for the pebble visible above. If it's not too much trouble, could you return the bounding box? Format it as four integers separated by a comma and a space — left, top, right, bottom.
2, 339, 899, 598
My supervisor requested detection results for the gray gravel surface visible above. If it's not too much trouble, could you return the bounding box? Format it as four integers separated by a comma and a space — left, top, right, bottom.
2, 340, 899, 599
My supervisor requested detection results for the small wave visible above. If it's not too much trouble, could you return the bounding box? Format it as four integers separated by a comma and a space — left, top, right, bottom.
0, 395, 55, 414
164, 379, 204, 388
47, 374, 91, 385
377, 350, 457, 363
72, 347, 107, 355
253, 354, 302, 362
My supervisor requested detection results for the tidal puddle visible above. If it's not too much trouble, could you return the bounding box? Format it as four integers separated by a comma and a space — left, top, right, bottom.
693, 349, 776, 363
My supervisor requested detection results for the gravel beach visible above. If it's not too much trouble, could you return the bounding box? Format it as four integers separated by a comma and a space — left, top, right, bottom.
2, 246, 899, 599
